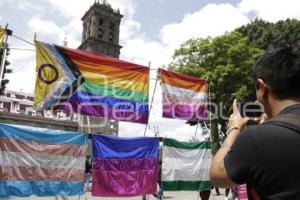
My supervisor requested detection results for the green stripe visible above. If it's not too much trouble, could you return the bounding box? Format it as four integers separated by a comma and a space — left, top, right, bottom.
163, 138, 211, 150
79, 81, 149, 103
162, 181, 211, 191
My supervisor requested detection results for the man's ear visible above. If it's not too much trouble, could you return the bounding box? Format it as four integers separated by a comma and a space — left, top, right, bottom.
256, 79, 268, 102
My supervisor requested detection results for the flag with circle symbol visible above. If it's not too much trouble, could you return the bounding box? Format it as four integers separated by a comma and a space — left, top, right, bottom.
34, 41, 81, 110
34, 40, 149, 124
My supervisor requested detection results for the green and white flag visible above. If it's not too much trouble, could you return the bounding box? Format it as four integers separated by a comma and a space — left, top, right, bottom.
162, 138, 212, 191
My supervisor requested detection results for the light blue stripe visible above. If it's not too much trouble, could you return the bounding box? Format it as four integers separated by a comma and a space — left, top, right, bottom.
0, 124, 87, 145
0, 181, 84, 197
93, 134, 159, 159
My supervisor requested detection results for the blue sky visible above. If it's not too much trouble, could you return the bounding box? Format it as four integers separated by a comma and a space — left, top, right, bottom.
0, 0, 299, 139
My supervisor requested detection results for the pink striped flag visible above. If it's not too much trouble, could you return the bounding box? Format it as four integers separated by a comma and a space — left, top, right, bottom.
160, 69, 209, 121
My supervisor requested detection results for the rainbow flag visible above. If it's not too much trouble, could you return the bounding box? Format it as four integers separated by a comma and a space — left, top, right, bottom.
92, 134, 159, 197
0, 123, 87, 197
160, 69, 208, 121
34, 41, 149, 124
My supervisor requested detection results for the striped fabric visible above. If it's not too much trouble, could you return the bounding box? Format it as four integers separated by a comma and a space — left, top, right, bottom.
162, 138, 212, 191
160, 69, 208, 121
0, 124, 88, 197
92, 134, 159, 197
34, 41, 149, 124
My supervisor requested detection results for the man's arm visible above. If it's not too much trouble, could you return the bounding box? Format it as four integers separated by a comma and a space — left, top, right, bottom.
210, 99, 248, 188
210, 128, 241, 187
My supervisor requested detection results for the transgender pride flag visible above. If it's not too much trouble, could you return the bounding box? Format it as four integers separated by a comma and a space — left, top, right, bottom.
0, 123, 87, 197
160, 69, 208, 121
92, 134, 159, 197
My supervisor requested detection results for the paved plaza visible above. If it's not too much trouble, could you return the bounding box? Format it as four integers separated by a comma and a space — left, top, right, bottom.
12, 189, 229, 200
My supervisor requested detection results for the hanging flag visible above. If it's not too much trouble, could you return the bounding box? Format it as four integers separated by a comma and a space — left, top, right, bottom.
162, 138, 211, 191
0, 28, 5, 47
34, 41, 149, 124
0, 123, 88, 197
160, 69, 208, 121
92, 134, 159, 197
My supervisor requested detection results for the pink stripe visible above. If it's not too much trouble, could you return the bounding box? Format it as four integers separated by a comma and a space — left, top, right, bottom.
92, 170, 158, 197
162, 103, 208, 120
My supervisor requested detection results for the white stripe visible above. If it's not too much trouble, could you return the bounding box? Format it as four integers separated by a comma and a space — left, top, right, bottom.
163, 146, 211, 159
0, 151, 85, 170
161, 83, 208, 100
162, 146, 212, 181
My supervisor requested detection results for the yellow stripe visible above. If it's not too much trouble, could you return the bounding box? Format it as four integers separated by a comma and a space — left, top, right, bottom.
81, 70, 149, 93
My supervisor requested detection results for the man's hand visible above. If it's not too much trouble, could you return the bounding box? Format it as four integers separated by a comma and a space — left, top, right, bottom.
228, 99, 248, 130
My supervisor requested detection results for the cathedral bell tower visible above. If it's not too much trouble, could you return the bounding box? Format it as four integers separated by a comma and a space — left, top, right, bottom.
79, 0, 123, 58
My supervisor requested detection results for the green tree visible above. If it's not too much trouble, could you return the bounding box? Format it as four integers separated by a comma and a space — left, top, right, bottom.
169, 31, 262, 153
0, 45, 12, 95
237, 18, 300, 50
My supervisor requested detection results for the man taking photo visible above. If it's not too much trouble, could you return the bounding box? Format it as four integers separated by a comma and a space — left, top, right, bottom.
210, 42, 300, 199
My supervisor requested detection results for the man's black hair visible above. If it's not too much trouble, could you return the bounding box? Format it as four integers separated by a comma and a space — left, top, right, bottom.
252, 41, 300, 100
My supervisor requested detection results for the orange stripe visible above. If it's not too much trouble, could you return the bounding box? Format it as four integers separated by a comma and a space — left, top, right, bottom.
161, 75, 208, 93
64, 47, 149, 72
160, 69, 207, 84
0, 166, 84, 182
0, 137, 87, 157
75, 60, 149, 84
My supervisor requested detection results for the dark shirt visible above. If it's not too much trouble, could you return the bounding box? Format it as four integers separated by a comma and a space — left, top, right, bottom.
224, 104, 300, 200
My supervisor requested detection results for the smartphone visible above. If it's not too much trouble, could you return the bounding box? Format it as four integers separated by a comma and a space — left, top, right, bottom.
238, 102, 264, 118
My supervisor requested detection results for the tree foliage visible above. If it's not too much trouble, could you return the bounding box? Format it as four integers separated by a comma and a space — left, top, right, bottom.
237, 18, 300, 50
0, 45, 12, 95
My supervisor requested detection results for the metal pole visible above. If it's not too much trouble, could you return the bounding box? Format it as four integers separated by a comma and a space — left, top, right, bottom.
193, 121, 200, 140
208, 83, 213, 142
143, 67, 160, 136
0, 24, 9, 89
87, 116, 91, 134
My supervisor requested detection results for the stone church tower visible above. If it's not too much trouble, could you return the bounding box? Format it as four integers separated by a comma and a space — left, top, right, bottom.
79, 0, 123, 58
78, 0, 122, 135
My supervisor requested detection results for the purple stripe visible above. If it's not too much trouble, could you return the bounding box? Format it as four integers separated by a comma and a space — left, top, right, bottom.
93, 158, 158, 171
162, 103, 208, 120
63, 101, 148, 124
92, 170, 158, 197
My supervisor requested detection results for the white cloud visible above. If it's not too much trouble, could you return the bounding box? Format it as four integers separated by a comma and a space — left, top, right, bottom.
6, 58, 36, 93
29, 17, 64, 38
161, 3, 249, 50
238, 0, 300, 22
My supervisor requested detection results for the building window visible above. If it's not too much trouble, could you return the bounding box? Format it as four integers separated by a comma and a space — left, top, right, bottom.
109, 21, 115, 31
99, 18, 104, 26
98, 28, 104, 39
98, 18, 105, 39
108, 21, 115, 42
